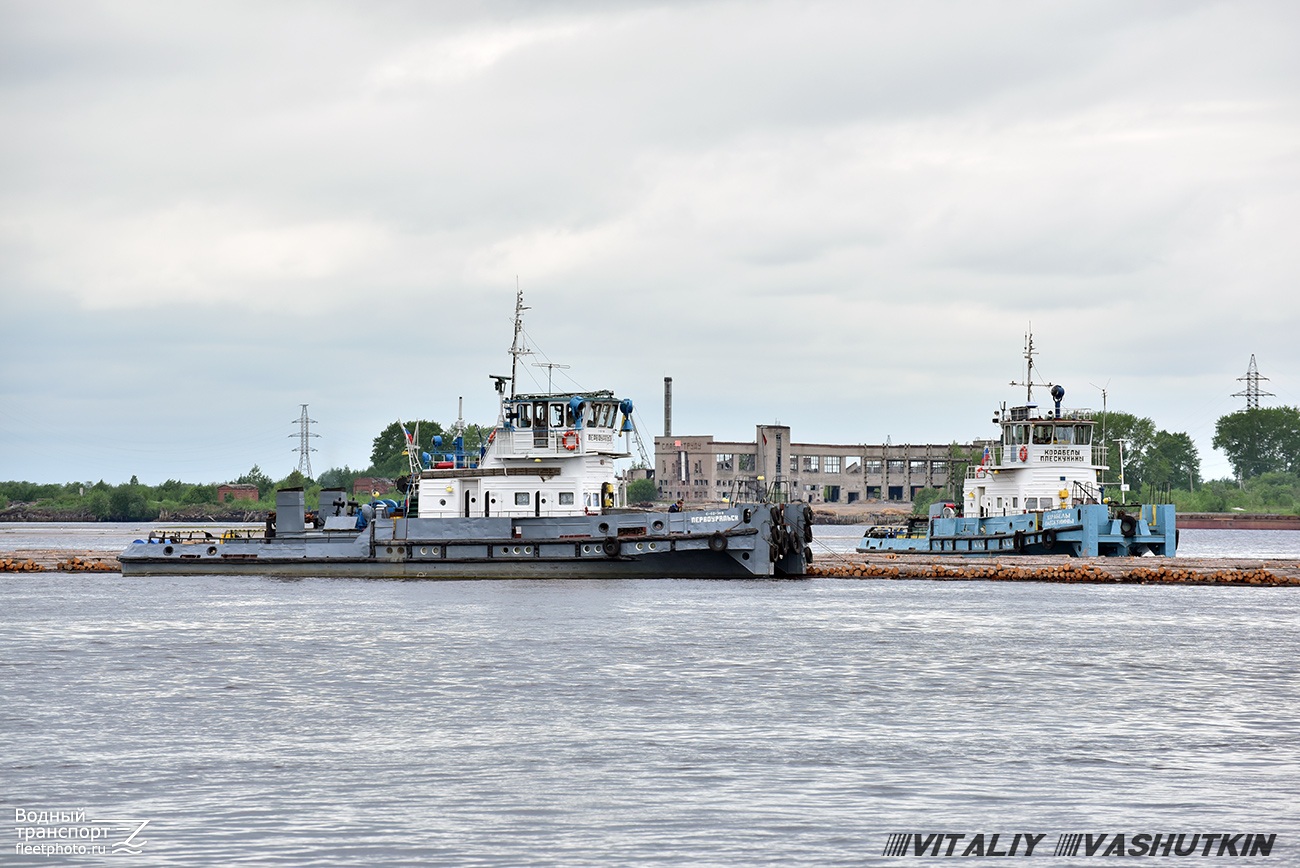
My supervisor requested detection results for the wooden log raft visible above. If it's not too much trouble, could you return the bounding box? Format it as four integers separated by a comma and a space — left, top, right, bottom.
807, 553, 1300, 586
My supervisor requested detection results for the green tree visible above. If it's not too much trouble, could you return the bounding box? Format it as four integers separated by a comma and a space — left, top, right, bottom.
1213, 407, 1300, 480
1096, 411, 1156, 491
371, 420, 444, 476
84, 490, 110, 519
276, 469, 311, 490
183, 484, 218, 504
107, 485, 157, 520
945, 442, 982, 502
626, 478, 658, 504
1139, 430, 1201, 490
235, 465, 274, 498
911, 487, 949, 515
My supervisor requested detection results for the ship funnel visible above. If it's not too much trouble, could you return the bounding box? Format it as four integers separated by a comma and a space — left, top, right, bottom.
664, 377, 672, 437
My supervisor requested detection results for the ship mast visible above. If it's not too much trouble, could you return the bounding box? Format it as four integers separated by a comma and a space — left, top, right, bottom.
1009, 329, 1044, 405
508, 285, 532, 399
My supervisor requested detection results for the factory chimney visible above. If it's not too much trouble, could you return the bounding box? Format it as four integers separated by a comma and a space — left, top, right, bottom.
664, 377, 673, 437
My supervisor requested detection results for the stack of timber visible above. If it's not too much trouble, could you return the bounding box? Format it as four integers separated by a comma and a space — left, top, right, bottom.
2, 549, 122, 573
808, 552, 1300, 586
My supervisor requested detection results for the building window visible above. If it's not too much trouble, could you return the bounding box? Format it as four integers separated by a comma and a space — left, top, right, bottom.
824, 456, 841, 474
909, 460, 927, 474
739, 454, 755, 472
515, 492, 530, 506
559, 492, 575, 505
716, 453, 734, 471
931, 461, 947, 474
887, 460, 906, 475
864, 460, 882, 475
790, 455, 799, 472
866, 486, 881, 499
803, 455, 819, 472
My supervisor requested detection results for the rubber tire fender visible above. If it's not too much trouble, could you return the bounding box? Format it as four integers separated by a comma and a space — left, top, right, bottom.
1042, 528, 1057, 551
1120, 513, 1138, 537
802, 506, 814, 541
708, 532, 728, 553
602, 538, 619, 557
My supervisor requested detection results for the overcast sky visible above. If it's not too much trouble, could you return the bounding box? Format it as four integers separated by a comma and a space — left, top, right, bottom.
3, 0, 1298, 485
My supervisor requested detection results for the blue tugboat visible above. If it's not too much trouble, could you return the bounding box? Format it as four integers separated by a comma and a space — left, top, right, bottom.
858, 335, 1176, 558
120, 292, 812, 579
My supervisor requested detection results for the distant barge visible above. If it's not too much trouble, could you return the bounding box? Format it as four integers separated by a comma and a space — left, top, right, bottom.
1178, 513, 1300, 531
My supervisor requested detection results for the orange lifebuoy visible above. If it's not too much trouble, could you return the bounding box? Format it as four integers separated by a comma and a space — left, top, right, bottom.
1018, 445, 1028, 462
561, 430, 579, 450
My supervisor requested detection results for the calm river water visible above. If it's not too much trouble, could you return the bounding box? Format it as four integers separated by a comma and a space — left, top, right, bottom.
3, 523, 1298, 865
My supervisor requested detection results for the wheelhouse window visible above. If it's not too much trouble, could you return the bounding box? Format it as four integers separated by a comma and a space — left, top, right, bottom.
515, 403, 532, 429
1032, 425, 1053, 444
1054, 425, 1075, 445
1004, 424, 1029, 445
1075, 425, 1092, 445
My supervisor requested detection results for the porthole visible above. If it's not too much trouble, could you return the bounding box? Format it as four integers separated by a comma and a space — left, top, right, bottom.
163, 545, 174, 555
598, 523, 610, 534
206, 546, 217, 555
652, 520, 664, 531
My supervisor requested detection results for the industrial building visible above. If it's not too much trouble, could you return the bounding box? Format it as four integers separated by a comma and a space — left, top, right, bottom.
652, 378, 979, 506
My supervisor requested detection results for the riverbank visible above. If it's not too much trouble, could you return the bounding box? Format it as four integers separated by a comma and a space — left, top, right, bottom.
0, 503, 265, 522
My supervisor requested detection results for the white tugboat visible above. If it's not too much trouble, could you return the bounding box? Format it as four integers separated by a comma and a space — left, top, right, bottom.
120, 292, 813, 578
859, 334, 1176, 557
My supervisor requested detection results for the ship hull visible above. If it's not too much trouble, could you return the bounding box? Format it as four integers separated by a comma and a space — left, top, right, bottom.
120, 505, 813, 579
858, 504, 1176, 558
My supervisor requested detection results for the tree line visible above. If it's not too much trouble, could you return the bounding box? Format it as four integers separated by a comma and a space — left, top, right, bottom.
4, 407, 1300, 519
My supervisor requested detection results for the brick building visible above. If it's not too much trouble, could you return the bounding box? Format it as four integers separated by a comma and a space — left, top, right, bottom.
217, 484, 261, 503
